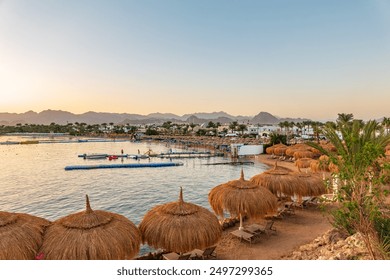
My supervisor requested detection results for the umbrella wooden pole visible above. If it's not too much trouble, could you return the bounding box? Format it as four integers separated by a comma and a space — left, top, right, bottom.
239, 214, 244, 230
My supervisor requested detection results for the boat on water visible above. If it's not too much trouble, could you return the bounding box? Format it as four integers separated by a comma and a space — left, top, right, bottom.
128, 154, 150, 159
81, 153, 108, 159
78, 153, 129, 159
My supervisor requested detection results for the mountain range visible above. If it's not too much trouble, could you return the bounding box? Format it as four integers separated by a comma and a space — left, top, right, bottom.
0, 110, 310, 126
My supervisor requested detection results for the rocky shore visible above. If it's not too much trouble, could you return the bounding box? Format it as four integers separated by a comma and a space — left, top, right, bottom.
282, 228, 370, 260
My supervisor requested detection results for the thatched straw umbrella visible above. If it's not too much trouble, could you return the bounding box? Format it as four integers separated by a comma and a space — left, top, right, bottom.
293, 168, 328, 202
139, 188, 221, 253
310, 155, 331, 173
295, 158, 313, 169
265, 143, 286, 155
328, 162, 339, 173
293, 150, 314, 160
273, 146, 288, 156
321, 143, 337, 152
250, 162, 304, 198
310, 160, 330, 173
40, 195, 141, 260
285, 147, 298, 157
0, 211, 50, 260
208, 170, 277, 230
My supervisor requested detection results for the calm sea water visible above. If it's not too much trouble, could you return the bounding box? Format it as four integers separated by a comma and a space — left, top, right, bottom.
0, 136, 268, 254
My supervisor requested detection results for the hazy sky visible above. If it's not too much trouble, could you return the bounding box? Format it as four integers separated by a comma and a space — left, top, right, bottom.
1, 0, 389, 120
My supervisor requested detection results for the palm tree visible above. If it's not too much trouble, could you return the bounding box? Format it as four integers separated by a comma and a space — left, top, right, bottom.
325, 121, 337, 130
337, 113, 354, 128
382, 117, 390, 135
238, 124, 247, 135
295, 122, 303, 136
308, 120, 390, 259
278, 121, 286, 135
302, 120, 311, 136
229, 121, 238, 133
311, 121, 324, 143
207, 121, 215, 129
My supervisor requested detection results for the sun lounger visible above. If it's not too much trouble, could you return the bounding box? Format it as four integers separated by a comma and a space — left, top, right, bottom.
263, 220, 277, 234
247, 220, 277, 233
302, 197, 319, 208
231, 229, 257, 244
162, 252, 191, 260
189, 246, 217, 260
244, 223, 265, 234
284, 202, 296, 215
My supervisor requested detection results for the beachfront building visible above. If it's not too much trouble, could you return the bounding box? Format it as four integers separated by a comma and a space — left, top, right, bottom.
243, 125, 280, 137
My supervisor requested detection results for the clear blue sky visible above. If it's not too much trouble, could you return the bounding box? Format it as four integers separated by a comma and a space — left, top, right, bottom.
1, 0, 389, 120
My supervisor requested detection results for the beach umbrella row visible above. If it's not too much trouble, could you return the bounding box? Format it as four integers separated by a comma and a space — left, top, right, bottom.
1, 196, 141, 260
2, 190, 223, 259
266, 143, 287, 155
249, 162, 327, 198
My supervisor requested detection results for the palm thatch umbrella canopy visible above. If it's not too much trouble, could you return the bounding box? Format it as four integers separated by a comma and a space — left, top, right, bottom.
285, 147, 298, 157
0, 211, 50, 260
285, 144, 311, 157
273, 146, 288, 156
295, 158, 313, 169
250, 162, 305, 198
139, 188, 222, 253
40, 195, 141, 260
293, 168, 327, 198
293, 150, 315, 160
310, 155, 331, 173
209, 170, 277, 230
266, 143, 287, 155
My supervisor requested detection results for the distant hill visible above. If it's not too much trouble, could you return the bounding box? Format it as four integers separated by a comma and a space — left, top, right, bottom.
181, 111, 245, 121
146, 112, 181, 120
251, 112, 280, 124
0, 109, 311, 125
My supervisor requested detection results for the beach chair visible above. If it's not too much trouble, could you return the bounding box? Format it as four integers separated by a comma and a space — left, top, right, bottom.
263, 220, 277, 234
230, 229, 257, 244
302, 197, 319, 208
244, 223, 265, 234
284, 202, 295, 215
190, 246, 217, 260
178, 253, 191, 260
162, 252, 191, 260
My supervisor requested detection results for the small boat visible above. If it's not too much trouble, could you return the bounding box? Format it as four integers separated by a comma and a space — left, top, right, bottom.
81, 153, 108, 159
128, 154, 150, 159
